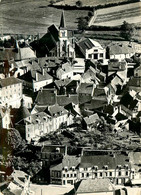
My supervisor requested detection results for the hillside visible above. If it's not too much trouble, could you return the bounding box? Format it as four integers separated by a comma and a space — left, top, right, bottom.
53, 0, 138, 7
93, 2, 141, 26
0, 0, 88, 34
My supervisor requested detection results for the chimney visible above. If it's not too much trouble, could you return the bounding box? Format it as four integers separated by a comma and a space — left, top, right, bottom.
81, 148, 84, 156
64, 145, 67, 156
36, 72, 38, 81
42, 67, 45, 75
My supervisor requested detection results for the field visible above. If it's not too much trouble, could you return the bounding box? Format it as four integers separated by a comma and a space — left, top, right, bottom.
54, 0, 136, 6
0, 0, 88, 34
92, 2, 141, 26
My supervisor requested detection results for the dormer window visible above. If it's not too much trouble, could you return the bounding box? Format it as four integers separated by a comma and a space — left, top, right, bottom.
72, 166, 75, 171
93, 166, 98, 171
124, 164, 129, 169
117, 165, 122, 169
64, 166, 68, 172
36, 119, 40, 123
43, 117, 47, 121
104, 165, 108, 170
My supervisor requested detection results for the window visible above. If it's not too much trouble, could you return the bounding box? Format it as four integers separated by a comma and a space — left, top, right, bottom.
82, 173, 84, 177
119, 171, 121, 176
84, 168, 87, 171
100, 53, 103, 58
52, 171, 54, 177
100, 172, 102, 177
94, 49, 98, 52
94, 53, 98, 59
74, 174, 76, 177
95, 173, 97, 177
109, 172, 112, 176
105, 172, 108, 177
88, 54, 92, 58
67, 174, 69, 178
70, 174, 73, 177
126, 171, 128, 176
86, 173, 89, 177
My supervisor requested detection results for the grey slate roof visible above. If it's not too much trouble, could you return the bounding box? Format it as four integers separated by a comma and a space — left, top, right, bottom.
79, 154, 131, 169
50, 155, 81, 171
76, 178, 114, 193
35, 88, 56, 105
0, 76, 22, 87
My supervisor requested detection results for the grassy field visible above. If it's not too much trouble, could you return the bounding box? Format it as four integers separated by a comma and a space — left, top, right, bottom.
93, 2, 141, 26
0, 0, 88, 34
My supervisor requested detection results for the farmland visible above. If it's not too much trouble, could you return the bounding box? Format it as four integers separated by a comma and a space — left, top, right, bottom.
92, 2, 141, 26
0, 0, 88, 34
53, 0, 137, 6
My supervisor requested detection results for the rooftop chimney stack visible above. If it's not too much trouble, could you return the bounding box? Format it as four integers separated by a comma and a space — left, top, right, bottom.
64, 145, 67, 156
36, 72, 38, 81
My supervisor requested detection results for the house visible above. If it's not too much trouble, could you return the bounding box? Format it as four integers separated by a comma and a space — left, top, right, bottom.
129, 152, 141, 185
56, 94, 79, 106
108, 59, 128, 82
78, 153, 134, 185
0, 43, 36, 62
19, 68, 53, 92
33, 88, 57, 112
128, 77, 141, 92
50, 153, 81, 185
0, 105, 11, 129
81, 66, 100, 84
50, 151, 135, 186
106, 42, 135, 61
30, 11, 75, 58
23, 112, 53, 142
77, 38, 105, 61
56, 62, 73, 80
0, 76, 22, 108
134, 64, 141, 77
20, 104, 74, 142
46, 104, 74, 129
75, 178, 115, 195
82, 113, 100, 130
13, 100, 30, 138
72, 58, 85, 75
120, 91, 139, 118
32, 145, 66, 184
77, 83, 94, 104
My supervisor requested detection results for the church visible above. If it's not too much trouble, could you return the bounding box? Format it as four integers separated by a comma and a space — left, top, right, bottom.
31, 11, 75, 58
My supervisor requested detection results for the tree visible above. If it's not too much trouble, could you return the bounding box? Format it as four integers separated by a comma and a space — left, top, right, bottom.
49, 0, 55, 5
88, 11, 94, 17
76, 0, 83, 7
78, 17, 88, 30
120, 21, 135, 41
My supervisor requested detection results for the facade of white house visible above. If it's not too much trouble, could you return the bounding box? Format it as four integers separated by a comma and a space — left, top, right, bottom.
77, 38, 106, 61
33, 71, 53, 92
25, 107, 74, 142
0, 77, 22, 108
56, 62, 73, 80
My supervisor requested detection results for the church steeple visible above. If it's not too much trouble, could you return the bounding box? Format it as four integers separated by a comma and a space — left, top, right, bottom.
59, 10, 66, 29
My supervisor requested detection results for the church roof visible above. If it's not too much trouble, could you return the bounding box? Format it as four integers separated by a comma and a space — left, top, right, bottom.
59, 11, 66, 29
